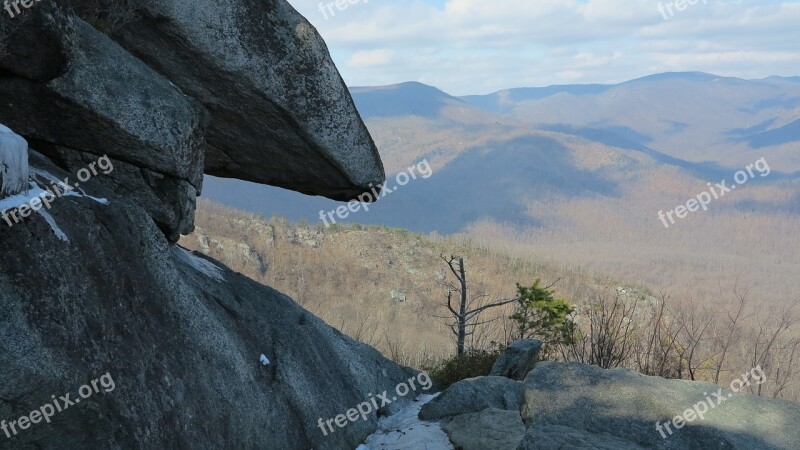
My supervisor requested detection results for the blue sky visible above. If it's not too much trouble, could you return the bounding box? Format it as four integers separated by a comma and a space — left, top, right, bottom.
286, 0, 800, 95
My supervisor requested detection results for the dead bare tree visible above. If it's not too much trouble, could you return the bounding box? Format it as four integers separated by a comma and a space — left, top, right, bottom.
748, 299, 800, 398
439, 254, 516, 355
564, 293, 638, 369
677, 302, 714, 381
713, 283, 750, 384
641, 293, 686, 378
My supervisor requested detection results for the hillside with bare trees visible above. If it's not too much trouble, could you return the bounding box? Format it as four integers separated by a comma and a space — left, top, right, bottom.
183, 200, 800, 401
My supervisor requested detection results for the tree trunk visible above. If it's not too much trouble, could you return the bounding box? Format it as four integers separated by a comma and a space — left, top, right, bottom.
457, 257, 467, 355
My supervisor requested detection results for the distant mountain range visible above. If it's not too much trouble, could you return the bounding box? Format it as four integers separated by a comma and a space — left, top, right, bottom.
349, 82, 464, 119
458, 72, 800, 168
203, 72, 800, 234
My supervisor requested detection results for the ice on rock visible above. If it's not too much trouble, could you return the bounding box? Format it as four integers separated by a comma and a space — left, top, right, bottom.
0, 124, 30, 197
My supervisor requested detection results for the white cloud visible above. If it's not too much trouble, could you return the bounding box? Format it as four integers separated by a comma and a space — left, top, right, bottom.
348, 49, 396, 68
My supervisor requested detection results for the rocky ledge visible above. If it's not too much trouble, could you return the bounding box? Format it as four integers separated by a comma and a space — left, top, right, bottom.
421, 341, 800, 450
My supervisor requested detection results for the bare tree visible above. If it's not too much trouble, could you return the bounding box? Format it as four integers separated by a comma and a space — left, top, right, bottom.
677, 301, 714, 381
713, 283, 750, 384
634, 292, 686, 378
439, 254, 516, 355
748, 299, 800, 398
563, 293, 638, 369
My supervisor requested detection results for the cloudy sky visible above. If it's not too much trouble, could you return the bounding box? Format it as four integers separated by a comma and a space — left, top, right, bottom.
286, 0, 800, 95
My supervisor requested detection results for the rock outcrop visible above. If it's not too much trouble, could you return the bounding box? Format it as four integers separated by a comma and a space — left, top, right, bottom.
443, 408, 526, 450
0, 1, 403, 449
0, 0, 384, 241
420, 356, 800, 450
113, 0, 385, 200
0, 152, 414, 449
419, 376, 524, 420
520, 362, 800, 450
0, 7, 206, 240
490, 339, 542, 381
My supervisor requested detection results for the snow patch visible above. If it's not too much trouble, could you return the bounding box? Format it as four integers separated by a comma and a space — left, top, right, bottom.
0, 181, 43, 212
0, 168, 110, 242
173, 247, 226, 282
0, 181, 70, 241
30, 168, 109, 204
36, 209, 69, 242
359, 393, 453, 450
0, 124, 30, 197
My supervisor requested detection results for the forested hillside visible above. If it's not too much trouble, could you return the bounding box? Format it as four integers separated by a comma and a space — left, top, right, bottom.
183, 200, 800, 401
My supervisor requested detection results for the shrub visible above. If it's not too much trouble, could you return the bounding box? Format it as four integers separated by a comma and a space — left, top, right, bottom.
510, 279, 575, 355
425, 347, 503, 389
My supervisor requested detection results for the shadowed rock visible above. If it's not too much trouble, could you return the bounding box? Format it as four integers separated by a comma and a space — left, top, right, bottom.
0, 151, 413, 450
443, 408, 525, 450
0, 8, 205, 240
0, 1, 408, 448
490, 339, 542, 381
520, 361, 800, 449
518, 425, 648, 450
418, 376, 524, 420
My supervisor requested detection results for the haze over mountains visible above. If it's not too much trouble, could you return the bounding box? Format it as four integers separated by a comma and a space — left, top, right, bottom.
204, 72, 800, 232
203, 72, 800, 305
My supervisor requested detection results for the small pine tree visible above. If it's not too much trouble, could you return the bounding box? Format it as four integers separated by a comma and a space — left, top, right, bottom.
510, 279, 575, 353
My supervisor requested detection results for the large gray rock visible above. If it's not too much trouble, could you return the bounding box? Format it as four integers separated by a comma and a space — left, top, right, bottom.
0, 0, 385, 241
112, 0, 385, 200
518, 425, 647, 450
521, 361, 800, 450
0, 8, 206, 240
0, 151, 413, 450
444, 408, 525, 450
419, 376, 524, 420
0, 1, 401, 448
491, 339, 542, 381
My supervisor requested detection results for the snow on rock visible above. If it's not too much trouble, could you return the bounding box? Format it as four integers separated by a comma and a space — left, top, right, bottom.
30, 168, 109, 204
359, 393, 453, 450
0, 168, 111, 242
36, 209, 69, 242
0, 181, 70, 241
0, 181, 43, 212
0, 123, 30, 197
173, 246, 226, 282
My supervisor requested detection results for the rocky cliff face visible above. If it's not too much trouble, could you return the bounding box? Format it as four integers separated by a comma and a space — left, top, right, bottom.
0, 1, 403, 449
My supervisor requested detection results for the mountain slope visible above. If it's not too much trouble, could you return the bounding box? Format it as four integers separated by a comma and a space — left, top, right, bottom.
202, 73, 800, 307
350, 81, 467, 119
461, 72, 800, 170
